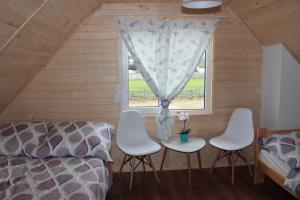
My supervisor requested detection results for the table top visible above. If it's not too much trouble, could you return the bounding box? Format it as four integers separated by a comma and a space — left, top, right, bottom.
161, 136, 206, 153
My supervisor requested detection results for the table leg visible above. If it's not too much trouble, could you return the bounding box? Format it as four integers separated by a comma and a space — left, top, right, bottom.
186, 152, 192, 190
160, 147, 168, 171
196, 151, 201, 169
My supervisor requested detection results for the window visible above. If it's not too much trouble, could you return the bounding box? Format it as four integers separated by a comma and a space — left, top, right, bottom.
120, 41, 213, 114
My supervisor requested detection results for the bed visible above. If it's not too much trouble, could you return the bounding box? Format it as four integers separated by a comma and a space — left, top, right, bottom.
254, 128, 300, 199
0, 121, 114, 200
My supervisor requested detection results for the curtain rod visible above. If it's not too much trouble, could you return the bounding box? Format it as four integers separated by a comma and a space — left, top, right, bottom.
97, 13, 227, 18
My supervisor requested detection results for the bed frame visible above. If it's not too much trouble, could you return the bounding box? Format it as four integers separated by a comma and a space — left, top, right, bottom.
107, 162, 114, 174
254, 128, 300, 199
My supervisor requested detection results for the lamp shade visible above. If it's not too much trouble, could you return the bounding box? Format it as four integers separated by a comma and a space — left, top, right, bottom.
182, 0, 223, 9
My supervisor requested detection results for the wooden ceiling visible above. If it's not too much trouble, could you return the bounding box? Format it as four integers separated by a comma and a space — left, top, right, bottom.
0, 0, 102, 112
0, 0, 299, 113
103, 0, 300, 62
226, 0, 300, 63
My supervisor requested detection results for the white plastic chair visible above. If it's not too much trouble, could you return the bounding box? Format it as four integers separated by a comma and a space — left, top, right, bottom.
209, 108, 254, 185
117, 110, 161, 190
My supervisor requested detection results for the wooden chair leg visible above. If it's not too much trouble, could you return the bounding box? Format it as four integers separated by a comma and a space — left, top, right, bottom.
119, 154, 127, 175
147, 155, 160, 183
187, 152, 192, 190
239, 151, 253, 177
231, 151, 235, 185
160, 147, 168, 171
210, 150, 222, 174
141, 156, 146, 172
197, 151, 201, 169
227, 152, 231, 167
129, 157, 135, 191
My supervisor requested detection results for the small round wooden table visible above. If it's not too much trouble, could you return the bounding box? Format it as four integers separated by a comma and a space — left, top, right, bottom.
160, 136, 206, 190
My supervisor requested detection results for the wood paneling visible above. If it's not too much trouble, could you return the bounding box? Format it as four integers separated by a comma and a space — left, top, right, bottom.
0, 0, 102, 113
0, 0, 44, 47
0, 3, 261, 171
101, 0, 300, 62
226, 0, 300, 63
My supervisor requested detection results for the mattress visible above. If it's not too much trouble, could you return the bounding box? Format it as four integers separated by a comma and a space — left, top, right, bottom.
259, 149, 289, 177
0, 156, 110, 200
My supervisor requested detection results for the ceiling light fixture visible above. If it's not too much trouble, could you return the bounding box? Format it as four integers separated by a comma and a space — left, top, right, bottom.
182, 0, 223, 9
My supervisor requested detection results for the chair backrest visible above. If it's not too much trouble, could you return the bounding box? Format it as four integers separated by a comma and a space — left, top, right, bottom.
117, 110, 150, 148
223, 108, 254, 145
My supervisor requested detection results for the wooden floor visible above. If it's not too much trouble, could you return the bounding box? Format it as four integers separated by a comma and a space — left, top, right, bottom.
107, 166, 295, 200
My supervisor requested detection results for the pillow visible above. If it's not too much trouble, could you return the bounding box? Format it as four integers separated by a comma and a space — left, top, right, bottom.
262, 132, 300, 169
0, 122, 48, 156
32, 121, 115, 162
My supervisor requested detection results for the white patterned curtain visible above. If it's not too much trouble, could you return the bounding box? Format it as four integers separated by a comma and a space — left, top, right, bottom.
115, 18, 219, 141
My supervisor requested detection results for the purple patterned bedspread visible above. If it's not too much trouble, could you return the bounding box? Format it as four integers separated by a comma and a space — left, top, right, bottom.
262, 132, 300, 196
0, 156, 110, 200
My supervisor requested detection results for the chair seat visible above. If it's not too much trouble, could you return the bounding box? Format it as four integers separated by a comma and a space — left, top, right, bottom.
119, 139, 161, 156
209, 134, 251, 151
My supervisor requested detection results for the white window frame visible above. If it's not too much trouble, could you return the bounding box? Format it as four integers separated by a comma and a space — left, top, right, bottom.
119, 39, 213, 115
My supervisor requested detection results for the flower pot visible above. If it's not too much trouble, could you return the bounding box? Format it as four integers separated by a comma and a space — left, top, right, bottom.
180, 133, 189, 143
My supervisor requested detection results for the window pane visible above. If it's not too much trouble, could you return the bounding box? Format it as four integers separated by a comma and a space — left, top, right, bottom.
169, 52, 206, 110
128, 55, 158, 107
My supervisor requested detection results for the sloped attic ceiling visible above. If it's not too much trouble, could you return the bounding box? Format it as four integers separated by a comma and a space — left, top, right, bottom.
104, 0, 300, 63
0, 0, 299, 114
225, 0, 300, 63
0, 0, 102, 112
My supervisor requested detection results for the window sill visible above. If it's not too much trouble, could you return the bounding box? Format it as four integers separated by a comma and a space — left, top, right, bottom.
124, 106, 213, 116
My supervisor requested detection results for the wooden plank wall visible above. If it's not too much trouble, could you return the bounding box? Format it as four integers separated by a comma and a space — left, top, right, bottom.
0, 3, 261, 172
0, 0, 102, 112
101, 0, 300, 62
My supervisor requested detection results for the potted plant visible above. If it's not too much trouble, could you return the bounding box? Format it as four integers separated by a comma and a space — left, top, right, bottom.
178, 111, 191, 142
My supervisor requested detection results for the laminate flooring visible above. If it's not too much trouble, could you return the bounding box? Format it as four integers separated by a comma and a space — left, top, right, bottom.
107, 166, 295, 200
